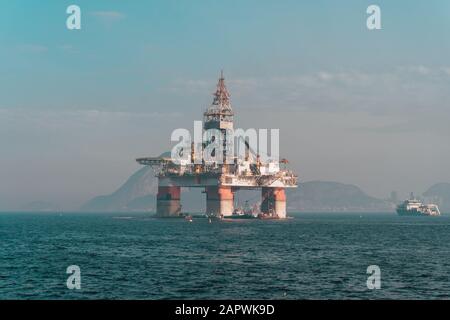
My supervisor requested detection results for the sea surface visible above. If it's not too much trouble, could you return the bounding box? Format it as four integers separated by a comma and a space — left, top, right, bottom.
0, 212, 449, 299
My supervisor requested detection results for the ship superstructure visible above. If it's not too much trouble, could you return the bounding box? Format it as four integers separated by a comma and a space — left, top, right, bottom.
396, 193, 441, 216
136, 73, 298, 219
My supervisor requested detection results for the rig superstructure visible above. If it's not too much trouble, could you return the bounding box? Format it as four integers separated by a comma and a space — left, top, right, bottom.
137, 73, 298, 219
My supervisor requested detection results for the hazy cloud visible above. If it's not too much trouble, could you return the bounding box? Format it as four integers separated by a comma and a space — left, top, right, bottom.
0, 108, 181, 129
170, 67, 450, 117
90, 11, 125, 23
16, 44, 48, 53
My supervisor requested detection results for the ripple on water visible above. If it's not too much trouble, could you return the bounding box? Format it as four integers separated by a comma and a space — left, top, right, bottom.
0, 213, 449, 299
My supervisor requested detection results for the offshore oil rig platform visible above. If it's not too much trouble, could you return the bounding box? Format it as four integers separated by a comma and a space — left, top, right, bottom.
137, 73, 297, 219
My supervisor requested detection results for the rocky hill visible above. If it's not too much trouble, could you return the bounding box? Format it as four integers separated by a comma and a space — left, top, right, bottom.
80, 166, 158, 212
80, 168, 392, 213
287, 181, 392, 212
423, 183, 450, 213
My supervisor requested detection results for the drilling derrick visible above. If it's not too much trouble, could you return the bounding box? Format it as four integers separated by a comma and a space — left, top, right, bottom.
137, 72, 298, 219
203, 70, 234, 166
203, 71, 235, 215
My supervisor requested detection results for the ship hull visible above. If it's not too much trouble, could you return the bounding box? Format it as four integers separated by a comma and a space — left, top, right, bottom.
396, 209, 440, 216
397, 209, 425, 216
228, 214, 257, 220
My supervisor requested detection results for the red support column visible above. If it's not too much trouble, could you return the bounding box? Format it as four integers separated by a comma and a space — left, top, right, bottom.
156, 186, 181, 217
261, 187, 286, 219
205, 186, 233, 217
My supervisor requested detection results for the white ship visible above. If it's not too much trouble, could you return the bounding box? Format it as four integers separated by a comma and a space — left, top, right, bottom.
396, 193, 441, 216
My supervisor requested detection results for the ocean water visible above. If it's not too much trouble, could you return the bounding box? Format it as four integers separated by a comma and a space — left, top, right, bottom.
0, 212, 449, 300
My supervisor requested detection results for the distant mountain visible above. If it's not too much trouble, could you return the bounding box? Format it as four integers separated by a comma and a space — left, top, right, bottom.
80, 166, 158, 212
81, 165, 392, 212
20, 201, 61, 212
287, 181, 392, 212
423, 183, 450, 213
80, 153, 176, 212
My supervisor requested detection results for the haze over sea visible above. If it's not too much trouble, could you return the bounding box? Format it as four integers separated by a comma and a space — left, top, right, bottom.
0, 212, 449, 299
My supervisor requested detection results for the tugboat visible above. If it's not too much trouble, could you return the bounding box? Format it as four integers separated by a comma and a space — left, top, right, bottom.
229, 201, 258, 219
257, 208, 280, 220
207, 213, 223, 221
396, 193, 441, 216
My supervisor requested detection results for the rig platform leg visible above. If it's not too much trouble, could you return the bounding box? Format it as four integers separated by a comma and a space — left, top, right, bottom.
261, 187, 287, 219
206, 186, 234, 217
156, 186, 181, 217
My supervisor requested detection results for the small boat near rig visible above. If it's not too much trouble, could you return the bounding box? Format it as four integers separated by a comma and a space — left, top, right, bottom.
396, 193, 441, 216
229, 201, 258, 219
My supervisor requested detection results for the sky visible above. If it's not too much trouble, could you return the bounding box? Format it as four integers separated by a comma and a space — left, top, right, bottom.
0, 0, 450, 210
